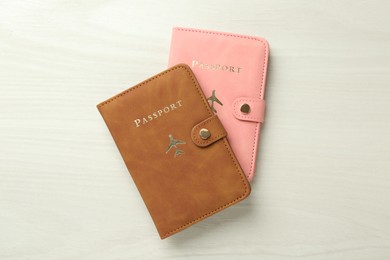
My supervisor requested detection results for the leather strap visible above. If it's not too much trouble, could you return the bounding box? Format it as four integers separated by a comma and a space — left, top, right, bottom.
191, 115, 227, 147
232, 97, 265, 123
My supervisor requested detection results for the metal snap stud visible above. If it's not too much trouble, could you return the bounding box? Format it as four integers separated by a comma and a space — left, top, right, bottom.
199, 128, 211, 140
240, 103, 251, 114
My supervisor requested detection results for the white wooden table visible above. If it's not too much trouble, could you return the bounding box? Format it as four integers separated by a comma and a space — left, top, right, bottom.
1, 1, 389, 259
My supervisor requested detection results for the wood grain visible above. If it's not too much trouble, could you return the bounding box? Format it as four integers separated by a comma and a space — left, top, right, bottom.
1, 0, 389, 259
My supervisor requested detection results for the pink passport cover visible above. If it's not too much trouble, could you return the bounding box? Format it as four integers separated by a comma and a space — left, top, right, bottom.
168, 27, 269, 181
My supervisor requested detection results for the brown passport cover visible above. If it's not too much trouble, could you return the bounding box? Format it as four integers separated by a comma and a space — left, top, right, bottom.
97, 64, 251, 239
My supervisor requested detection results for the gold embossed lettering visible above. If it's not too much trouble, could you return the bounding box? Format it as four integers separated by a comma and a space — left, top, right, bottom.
191, 60, 242, 74
132, 100, 184, 128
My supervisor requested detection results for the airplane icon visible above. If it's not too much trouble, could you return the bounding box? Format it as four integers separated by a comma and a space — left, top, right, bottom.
165, 134, 186, 156
174, 149, 184, 158
207, 90, 223, 113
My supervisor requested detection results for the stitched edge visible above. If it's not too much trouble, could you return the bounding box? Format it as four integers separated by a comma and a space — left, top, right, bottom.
97, 66, 184, 108
97, 64, 249, 238
193, 132, 226, 147
174, 27, 269, 179
191, 116, 227, 147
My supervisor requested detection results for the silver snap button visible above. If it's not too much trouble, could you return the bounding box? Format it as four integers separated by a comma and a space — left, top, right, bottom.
240, 103, 251, 114
199, 128, 211, 140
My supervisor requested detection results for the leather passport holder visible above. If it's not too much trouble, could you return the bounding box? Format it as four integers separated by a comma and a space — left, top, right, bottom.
97, 64, 250, 239
168, 27, 269, 181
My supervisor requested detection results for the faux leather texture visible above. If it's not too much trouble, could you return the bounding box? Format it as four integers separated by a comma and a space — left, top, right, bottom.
97, 64, 250, 239
168, 27, 269, 181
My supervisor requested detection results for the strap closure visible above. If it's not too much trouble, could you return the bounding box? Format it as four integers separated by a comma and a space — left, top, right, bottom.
232, 97, 265, 123
191, 115, 227, 147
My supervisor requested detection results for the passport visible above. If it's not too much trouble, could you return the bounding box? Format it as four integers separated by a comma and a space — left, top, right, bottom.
97, 64, 250, 239
169, 27, 270, 181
